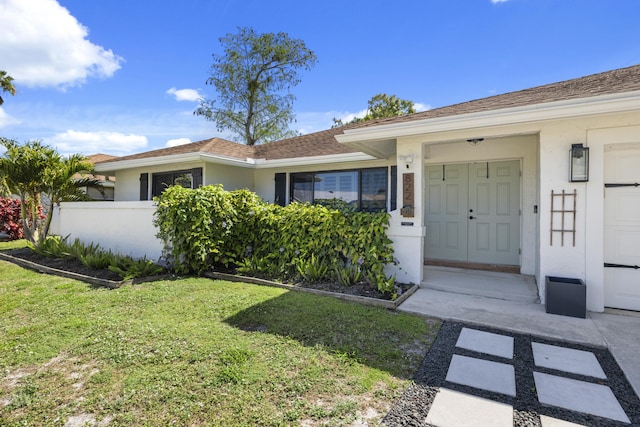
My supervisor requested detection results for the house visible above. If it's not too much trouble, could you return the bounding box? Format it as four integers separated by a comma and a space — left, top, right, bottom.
81, 153, 117, 201
53, 64, 640, 313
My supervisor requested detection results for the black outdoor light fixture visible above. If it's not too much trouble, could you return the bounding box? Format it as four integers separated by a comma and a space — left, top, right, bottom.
570, 143, 589, 182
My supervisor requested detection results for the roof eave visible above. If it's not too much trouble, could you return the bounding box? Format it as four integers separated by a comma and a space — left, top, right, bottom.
336, 90, 640, 146
94, 152, 252, 173
254, 152, 378, 169
93, 151, 379, 173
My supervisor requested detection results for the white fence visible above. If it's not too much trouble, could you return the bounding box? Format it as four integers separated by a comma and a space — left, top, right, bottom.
51, 201, 163, 260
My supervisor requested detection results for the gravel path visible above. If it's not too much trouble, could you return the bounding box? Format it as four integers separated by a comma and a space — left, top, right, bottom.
383, 321, 640, 426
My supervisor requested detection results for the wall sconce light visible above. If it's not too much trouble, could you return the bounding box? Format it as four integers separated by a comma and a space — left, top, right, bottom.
399, 153, 415, 169
569, 143, 589, 182
467, 138, 484, 146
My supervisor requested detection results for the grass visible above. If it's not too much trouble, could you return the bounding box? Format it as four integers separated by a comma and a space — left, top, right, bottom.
0, 239, 27, 250
0, 241, 440, 426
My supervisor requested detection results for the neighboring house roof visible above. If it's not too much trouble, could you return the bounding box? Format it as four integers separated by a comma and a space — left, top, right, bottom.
95, 64, 640, 170
87, 153, 119, 163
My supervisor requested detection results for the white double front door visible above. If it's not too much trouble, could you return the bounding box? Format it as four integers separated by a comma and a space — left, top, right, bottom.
424, 160, 521, 266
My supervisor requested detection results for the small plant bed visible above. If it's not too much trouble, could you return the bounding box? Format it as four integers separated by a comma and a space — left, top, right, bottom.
297, 278, 414, 300
1, 246, 123, 281
0, 238, 166, 288
1, 241, 416, 303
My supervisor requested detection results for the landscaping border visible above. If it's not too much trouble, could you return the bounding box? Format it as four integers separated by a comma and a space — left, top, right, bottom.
0, 251, 167, 289
205, 271, 419, 309
0, 250, 418, 308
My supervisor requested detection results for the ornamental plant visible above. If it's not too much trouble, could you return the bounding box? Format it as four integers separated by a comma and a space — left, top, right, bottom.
0, 197, 22, 239
0, 197, 44, 240
154, 185, 397, 295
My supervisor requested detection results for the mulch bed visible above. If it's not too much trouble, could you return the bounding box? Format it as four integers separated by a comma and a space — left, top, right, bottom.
3, 247, 123, 281
1, 247, 411, 301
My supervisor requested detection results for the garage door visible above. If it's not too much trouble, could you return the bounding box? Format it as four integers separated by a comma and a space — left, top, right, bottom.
604, 146, 640, 311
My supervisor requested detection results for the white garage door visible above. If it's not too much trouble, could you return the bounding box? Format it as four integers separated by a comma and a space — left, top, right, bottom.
604, 146, 640, 311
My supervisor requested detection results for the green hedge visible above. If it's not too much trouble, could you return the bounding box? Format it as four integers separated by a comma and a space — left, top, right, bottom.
154, 185, 397, 295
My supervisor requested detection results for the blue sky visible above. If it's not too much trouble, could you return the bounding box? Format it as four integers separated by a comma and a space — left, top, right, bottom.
1, 0, 639, 156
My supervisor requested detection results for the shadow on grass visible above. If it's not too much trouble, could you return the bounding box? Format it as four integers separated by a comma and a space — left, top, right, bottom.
224, 289, 438, 378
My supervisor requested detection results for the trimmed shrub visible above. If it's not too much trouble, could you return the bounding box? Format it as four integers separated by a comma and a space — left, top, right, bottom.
154, 185, 397, 295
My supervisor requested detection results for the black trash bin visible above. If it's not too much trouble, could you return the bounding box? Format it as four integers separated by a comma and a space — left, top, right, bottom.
545, 276, 586, 318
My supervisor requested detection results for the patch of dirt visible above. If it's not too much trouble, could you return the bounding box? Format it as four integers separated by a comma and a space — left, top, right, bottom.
1, 353, 102, 412
64, 413, 113, 427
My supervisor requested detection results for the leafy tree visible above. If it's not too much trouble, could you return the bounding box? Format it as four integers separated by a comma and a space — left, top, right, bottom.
0, 138, 102, 243
0, 70, 16, 105
195, 27, 317, 146
41, 153, 104, 238
332, 93, 417, 127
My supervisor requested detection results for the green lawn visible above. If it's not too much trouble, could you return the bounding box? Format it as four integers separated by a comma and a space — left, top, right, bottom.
0, 243, 439, 426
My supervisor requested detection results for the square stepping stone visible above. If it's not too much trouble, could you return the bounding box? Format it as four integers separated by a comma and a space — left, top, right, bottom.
446, 354, 516, 396
426, 388, 513, 427
532, 342, 606, 379
534, 372, 630, 423
456, 327, 514, 359
540, 415, 587, 426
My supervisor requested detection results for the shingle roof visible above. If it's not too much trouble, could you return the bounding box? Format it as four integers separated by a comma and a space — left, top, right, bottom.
95, 130, 358, 165
97, 137, 254, 164
253, 127, 358, 160
87, 153, 119, 163
96, 64, 640, 165
353, 63, 640, 128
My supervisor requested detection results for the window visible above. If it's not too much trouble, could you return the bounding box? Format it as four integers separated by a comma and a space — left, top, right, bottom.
148, 168, 203, 198
289, 167, 389, 212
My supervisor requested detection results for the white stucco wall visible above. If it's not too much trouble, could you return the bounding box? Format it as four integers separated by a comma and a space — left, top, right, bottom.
55, 201, 163, 260
114, 162, 204, 201
537, 113, 640, 311
204, 163, 254, 192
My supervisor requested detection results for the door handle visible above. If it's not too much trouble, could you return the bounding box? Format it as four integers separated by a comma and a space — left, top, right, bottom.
469, 216, 476, 220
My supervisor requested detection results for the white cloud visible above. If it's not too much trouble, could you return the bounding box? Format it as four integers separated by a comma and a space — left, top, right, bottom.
491, 0, 509, 3
0, 107, 20, 127
165, 138, 192, 147
0, 0, 123, 88
334, 109, 369, 124
414, 102, 431, 112
166, 87, 202, 102
43, 130, 148, 156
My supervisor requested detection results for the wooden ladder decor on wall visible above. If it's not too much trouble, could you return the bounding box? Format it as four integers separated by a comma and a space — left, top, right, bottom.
550, 189, 577, 247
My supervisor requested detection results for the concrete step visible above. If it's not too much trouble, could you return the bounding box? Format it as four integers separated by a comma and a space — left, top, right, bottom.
421, 266, 540, 303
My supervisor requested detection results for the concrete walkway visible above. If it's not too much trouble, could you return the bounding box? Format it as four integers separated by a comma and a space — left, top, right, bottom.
394, 271, 640, 426
398, 287, 640, 397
